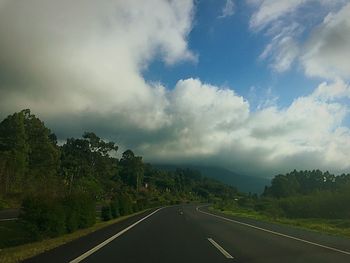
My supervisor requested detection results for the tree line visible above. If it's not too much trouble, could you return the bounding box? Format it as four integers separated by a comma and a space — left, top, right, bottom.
259, 170, 350, 219
263, 169, 350, 198
0, 109, 238, 240
218, 169, 350, 220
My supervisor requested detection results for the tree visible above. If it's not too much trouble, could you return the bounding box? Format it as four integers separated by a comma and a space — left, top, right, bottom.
0, 111, 29, 194
82, 132, 118, 156
120, 150, 144, 191
61, 138, 98, 195
60, 133, 119, 198
264, 174, 300, 198
24, 110, 60, 177
20, 110, 61, 194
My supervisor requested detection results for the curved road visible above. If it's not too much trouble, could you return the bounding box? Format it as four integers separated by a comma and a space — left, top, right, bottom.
26, 205, 350, 263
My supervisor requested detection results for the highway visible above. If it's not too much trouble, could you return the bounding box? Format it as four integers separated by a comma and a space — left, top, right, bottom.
25, 205, 350, 263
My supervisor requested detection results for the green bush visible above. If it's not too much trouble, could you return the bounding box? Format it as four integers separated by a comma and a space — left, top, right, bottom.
63, 194, 95, 232
65, 208, 79, 233
119, 194, 133, 216
75, 195, 96, 228
21, 196, 66, 238
254, 198, 285, 218
101, 205, 111, 221
274, 189, 350, 219
20, 193, 96, 239
0, 198, 6, 210
132, 202, 139, 213
110, 200, 120, 219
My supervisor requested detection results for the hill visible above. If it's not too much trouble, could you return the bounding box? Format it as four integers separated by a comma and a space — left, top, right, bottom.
154, 164, 270, 194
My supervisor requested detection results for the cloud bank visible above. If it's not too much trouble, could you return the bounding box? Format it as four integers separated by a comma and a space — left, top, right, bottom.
0, 0, 349, 177
250, 0, 350, 79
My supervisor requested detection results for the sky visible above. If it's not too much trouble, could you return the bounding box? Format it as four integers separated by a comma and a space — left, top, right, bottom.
1, 0, 350, 178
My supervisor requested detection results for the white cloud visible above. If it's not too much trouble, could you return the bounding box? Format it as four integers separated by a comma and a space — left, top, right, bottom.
238, 80, 350, 173
301, 3, 350, 79
0, 0, 350, 177
249, 0, 307, 30
249, 0, 347, 30
0, 0, 195, 130
311, 79, 350, 100
138, 78, 250, 159
139, 79, 350, 176
259, 22, 301, 72
218, 0, 235, 18
249, 0, 350, 78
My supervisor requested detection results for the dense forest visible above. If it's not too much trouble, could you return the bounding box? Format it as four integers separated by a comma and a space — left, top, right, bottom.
0, 109, 238, 241
260, 170, 350, 219
218, 169, 350, 220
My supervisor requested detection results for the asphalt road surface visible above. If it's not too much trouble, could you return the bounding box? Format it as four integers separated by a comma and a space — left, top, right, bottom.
25, 205, 350, 263
0, 208, 19, 221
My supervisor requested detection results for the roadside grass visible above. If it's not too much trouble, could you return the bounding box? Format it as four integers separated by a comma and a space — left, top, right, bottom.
210, 207, 350, 238
0, 209, 150, 263
0, 221, 35, 249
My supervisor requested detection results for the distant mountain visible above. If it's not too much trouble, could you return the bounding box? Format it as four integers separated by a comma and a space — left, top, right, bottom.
153, 164, 271, 194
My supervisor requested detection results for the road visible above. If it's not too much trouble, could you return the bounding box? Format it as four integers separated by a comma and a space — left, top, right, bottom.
0, 208, 19, 221
25, 205, 350, 263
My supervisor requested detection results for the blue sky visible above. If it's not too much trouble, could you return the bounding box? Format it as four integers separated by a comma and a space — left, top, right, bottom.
143, 0, 350, 135
1, 0, 350, 177
143, 0, 321, 110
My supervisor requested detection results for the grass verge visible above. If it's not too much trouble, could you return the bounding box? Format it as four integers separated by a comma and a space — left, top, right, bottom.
0, 209, 151, 263
0, 221, 34, 249
210, 206, 350, 238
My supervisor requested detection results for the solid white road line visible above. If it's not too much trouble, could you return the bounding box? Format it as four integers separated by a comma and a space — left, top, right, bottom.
197, 206, 350, 256
69, 207, 164, 263
208, 237, 234, 259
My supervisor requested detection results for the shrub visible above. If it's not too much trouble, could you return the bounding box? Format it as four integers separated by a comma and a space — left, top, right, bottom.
110, 200, 120, 219
63, 195, 80, 233
20, 193, 96, 238
21, 196, 66, 238
119, 194, 133, 216
0, 198, 6, 210
65, 208, 79, 233
101, 205, 111, 221
76, 195, 96, 228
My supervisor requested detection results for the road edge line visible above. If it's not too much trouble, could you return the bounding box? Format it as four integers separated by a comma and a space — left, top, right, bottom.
69, 207, 164, 263
0, 218, 18, 222
197, 206, 350, 256
207, 237, 234, 259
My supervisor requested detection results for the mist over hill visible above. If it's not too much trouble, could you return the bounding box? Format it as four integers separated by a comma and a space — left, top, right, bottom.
154, 164, 271, 194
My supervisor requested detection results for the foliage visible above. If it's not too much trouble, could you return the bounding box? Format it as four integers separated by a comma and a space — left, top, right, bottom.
118, 193, 134, 216
0, 109, 60, 196
20, 196, 66, 239
63, 194, 96, 232
101, 205, 112, 221
20, 193, 96, 239
110, 199, 120, 218
241, 170, 350, 220
263, 169, 350, 198
120, 150, 144, 191
0, 220, 35, 249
